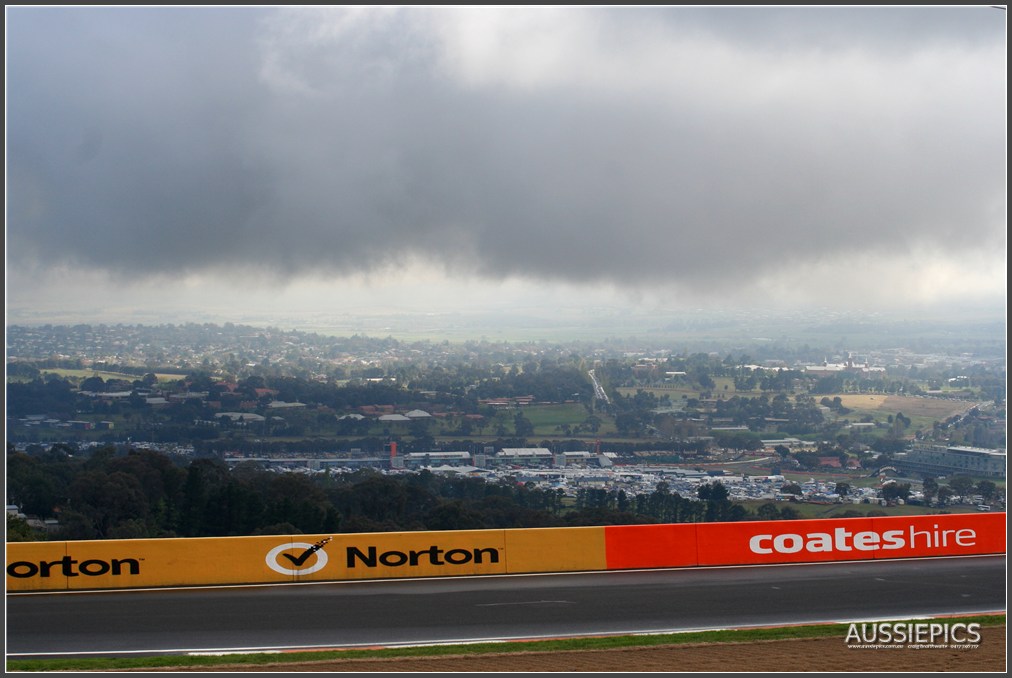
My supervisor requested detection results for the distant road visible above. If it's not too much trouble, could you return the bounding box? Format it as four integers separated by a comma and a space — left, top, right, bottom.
588, 369, 610, 404
7, 555, 1004, 659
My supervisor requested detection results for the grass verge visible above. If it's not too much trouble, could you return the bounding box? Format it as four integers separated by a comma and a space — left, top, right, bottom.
6, 613, 1004, 672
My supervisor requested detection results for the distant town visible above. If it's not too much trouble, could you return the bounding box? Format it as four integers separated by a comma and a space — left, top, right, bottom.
6, 321, 1006, 540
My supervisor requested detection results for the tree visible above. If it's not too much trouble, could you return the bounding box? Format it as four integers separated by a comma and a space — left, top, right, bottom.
262, 473, 338, 534
975, 480, 997, 502
409, 418, 432, 439
880, 482, 911, 502
513, 412, 535, 438
7, 514, 44, 542
66, 470, 150, 538
423, 501, 486, 530
947, 475, 975, 498
179, 458, 231, 536
615, 413, 640, 436
793, 451, 822, 470
697, 481, 729, 503
778, 506, 801, 520
6, 451, 69, 518
756, 503, 781, 521
79, 376, 107, 392
780, 483, 803, 496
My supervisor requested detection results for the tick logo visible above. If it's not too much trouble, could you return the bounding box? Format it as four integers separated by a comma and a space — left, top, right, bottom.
266, 537, 332, 576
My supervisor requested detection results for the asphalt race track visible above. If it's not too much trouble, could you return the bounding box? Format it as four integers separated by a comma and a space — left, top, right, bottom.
7, 555, 1005, 659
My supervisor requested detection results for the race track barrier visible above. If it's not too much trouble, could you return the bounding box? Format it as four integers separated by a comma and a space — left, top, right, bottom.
6, 512, 1005, 592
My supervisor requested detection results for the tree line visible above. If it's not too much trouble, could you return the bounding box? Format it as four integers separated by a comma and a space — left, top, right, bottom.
8, 443, 809, 542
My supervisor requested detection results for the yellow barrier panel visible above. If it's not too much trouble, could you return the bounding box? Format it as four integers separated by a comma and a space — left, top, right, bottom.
5, 541, 69, 591
504, 526, 606, 573
6, 530, 515, 590
6, 536, 305, 590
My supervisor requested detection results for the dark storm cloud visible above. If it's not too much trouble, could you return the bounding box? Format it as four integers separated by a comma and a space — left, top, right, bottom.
6, 6, 1006, 294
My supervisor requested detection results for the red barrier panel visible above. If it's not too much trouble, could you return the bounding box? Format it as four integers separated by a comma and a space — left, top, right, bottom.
604, 524, 698, 570
604, 513, 1006, 570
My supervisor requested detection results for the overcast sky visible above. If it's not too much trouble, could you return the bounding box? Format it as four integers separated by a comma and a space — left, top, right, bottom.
5, 6, 1007, 331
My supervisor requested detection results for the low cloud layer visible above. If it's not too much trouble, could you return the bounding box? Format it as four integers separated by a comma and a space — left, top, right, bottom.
6, 7, 1006, 303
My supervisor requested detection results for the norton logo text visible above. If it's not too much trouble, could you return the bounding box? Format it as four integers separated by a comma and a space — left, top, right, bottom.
748, 524, 976, 555
265, 538, 501, 575
7, 556, 141, 579
346, 545, 500, 568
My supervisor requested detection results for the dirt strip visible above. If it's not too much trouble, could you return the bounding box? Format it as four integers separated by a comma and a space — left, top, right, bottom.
126, 624, 1005, 673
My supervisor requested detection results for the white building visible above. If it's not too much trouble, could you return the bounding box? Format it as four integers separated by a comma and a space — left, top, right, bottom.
496, 448, 554, 467
895, 445, 1006, 479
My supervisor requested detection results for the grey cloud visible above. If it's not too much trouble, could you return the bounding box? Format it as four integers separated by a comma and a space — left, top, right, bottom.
605, 6, 1003, 52
6, 6, 1006, 295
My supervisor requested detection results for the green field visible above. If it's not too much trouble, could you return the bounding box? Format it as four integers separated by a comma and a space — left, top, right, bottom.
522, 403, 588, 427
522, 403, 617, 436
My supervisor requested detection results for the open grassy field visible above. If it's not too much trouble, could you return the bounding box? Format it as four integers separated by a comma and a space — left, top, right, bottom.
522, 403, 588, 425
615, 379, 795, 402
830, 393, 983, 434
616, 385, 699, 399
524, 403, 617, 435
832, 394, 979, 420
615, 388, 981, 431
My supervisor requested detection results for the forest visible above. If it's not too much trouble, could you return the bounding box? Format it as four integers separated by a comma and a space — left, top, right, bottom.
7, 443, 807, 542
